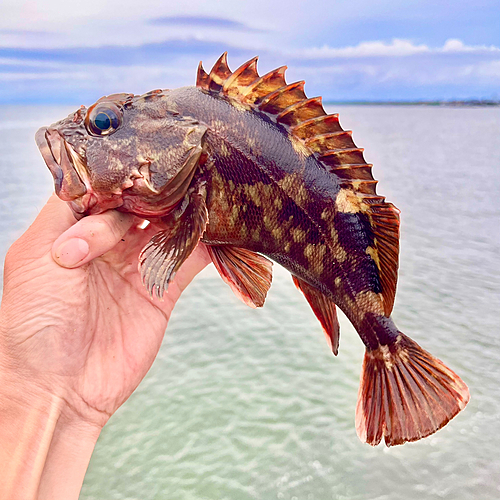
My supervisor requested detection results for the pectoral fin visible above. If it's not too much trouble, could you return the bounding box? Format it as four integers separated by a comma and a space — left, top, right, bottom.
208, 245, 273, 308
292, 276, 340, 355
140, 181, 208, 298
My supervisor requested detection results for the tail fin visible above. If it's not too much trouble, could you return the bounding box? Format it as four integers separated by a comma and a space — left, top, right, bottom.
355, 332, 469, 446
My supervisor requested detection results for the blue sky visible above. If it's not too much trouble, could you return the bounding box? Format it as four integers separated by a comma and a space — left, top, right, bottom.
1, 0, 499, 103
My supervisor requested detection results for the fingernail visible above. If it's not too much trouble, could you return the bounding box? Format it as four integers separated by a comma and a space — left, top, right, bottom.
54, 238, 90, 267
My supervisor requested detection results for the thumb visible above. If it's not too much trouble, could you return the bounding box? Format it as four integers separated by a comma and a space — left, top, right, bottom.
52, 209, 136, 268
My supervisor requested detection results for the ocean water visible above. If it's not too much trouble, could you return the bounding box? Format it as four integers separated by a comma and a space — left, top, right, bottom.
0, 104, 499, 500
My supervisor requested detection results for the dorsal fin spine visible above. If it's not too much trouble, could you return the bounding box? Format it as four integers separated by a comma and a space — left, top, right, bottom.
277, 97, 323, 119
290, 114, 341, 139
223, 56, 259, 94
305, 130, 352, 144
240, 66, 288, 103
340, 179, 378, 195
276, 97, 325, 126
259, 81, 306, 108
328, 165, 375, 180
208, 52, 231, 90
196, 62, 210, 89
328, 164, 373, 171
320, 148, 365, 157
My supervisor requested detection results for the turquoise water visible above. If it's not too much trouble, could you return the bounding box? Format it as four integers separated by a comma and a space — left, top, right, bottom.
1, 105, 499, 499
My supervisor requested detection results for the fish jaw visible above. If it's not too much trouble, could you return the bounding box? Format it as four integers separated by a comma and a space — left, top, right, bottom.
36, 93, 208, 219
36, 126, 87, 201
36, 126, 127, 216
36, 125, 190, 218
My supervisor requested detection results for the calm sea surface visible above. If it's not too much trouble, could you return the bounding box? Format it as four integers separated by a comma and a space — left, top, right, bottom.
0, 105, 499, 500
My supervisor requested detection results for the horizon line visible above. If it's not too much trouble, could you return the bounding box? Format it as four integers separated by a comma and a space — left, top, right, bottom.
1, 98, 498, 106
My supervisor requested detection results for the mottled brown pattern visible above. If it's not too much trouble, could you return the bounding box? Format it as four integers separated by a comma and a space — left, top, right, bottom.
36, 53, 469, 447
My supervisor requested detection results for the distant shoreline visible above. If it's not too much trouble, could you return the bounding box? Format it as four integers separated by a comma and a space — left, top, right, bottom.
325, 100, 500, 107
1, 100, 499, 107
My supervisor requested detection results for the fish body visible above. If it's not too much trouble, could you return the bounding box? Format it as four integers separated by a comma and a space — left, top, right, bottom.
36, 54, 469, 446
169, 86, 386, 343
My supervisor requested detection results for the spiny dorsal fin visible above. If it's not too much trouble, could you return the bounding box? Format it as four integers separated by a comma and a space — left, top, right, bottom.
196, 61, 210, 89
209, 52, 232, 91
277, 97, 325, 126
240, 66, 287, 103
292, 114, 342, 138
197, 54, 401, 315
258, 81, 307, 114
223, 56, 259, 98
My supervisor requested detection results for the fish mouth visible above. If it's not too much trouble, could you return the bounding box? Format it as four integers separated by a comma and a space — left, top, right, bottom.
36, 127, 203, 219
36, 127, 127, 216
36, 127, 88, 202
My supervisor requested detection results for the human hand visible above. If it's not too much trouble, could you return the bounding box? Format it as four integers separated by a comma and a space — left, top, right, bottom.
0, 195, 211, 500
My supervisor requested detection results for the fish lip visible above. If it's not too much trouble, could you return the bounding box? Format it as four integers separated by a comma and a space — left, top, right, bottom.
36, 126, 131, 217
36, 126, 63, 193
36, 126, 88, 202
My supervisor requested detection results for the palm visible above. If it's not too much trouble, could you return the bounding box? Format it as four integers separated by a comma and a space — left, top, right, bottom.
1, 197, 210, 426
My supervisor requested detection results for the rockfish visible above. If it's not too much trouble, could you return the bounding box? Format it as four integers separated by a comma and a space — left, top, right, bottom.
35, 53, 469, 446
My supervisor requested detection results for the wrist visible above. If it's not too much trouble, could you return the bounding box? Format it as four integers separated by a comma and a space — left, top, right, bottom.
37, 408, 102, 500
0, 370, 102, 500
0, 373, 63, 500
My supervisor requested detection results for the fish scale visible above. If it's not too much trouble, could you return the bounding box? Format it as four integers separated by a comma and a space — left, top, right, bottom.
36, 53, 469, 447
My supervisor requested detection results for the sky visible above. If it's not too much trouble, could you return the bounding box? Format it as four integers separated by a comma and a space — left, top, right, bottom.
1, 0, 499, 103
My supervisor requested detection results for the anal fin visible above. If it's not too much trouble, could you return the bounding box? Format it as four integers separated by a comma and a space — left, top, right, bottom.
207, 245, 273, 308
356, 332, 470, 446
292, 276, 340, 355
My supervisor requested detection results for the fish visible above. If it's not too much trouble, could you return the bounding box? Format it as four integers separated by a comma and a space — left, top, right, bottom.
35, 53, 469, 446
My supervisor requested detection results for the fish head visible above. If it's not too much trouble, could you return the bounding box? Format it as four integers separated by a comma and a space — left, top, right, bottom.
36, 91, 207, 217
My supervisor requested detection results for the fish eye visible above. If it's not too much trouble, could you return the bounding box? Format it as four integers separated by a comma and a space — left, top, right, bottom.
85, 102, 122, 137
94, 112, 111, 131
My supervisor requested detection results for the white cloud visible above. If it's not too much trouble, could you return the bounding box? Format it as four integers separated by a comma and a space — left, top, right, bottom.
296, 39, 429, 58
294, 38, 500, 59
442, 38, 500, 53
475, 60, 500, 78
0, 57, 68, 68
0, 71, 88, 81
0, 59, 199, 95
